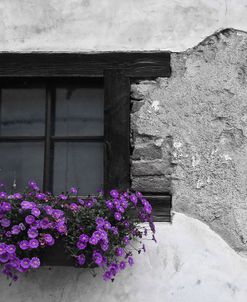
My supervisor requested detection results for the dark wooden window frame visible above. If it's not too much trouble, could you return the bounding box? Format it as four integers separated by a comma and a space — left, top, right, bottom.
0, 52, 172, 222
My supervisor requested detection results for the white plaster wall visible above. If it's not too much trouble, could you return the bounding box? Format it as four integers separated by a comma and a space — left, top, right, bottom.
1, 0, 247, 52
1, 213, 247, 302
1, 1, 247, 300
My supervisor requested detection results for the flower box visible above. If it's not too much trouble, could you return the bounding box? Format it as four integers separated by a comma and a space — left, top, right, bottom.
0, 181, 171, 281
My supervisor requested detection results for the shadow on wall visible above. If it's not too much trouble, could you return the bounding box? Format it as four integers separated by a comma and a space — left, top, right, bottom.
1, 213, 247, 302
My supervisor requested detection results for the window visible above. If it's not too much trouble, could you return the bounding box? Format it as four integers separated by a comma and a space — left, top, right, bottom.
0, 79, 104, 195
0, 53, 171, 221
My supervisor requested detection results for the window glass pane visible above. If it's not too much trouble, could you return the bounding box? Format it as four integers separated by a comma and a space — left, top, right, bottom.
0, 142, 44, 191
55, 88, 104, 136
0, 89, 46, 136
53, 142, 103, 195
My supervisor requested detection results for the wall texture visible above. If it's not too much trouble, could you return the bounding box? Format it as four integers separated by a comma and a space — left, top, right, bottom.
2, 1, 247, 301
1, 0, 247, 52
131, 29, 247, 253
1, 214, 247, 302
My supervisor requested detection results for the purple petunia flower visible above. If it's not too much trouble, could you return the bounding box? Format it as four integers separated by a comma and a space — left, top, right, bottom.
144, 203, 152, 214
59, 194, 67, 201
89, 236, 98, 245
20, 258, 30, 269
123, 192, 129, 198
115, 247, 124, 257
92, 231, 102, 240
96, 225, 104, 232
76, 241, 87, 250
128, 257, 134, 266
0, 243, 6, 255
40, 218, 50, 229
5, 231, 12, 238
111, 227, 119, 235
130, 194, 138, 205
77, 254, 86, 266
116, 205, 125, 213
19, 240, 29, 250
78, 198, 84, 206
13, 193, 22, 199
114, 212, 122, 221
28, 180, 40, 191
119, 261, 126, 270
96, 217, 105, 226
70, 203, 79, 211
0, 252, 9, 263
6, 244, 16, 254
21, 201, 33, 210
1, 202, 11, 212
110, 189, 119, 198
123, 235, 130, 245
48, 238, 55, 246
136, 191, 143, 198
103, 221, 111, 230
105, 200, 113, 210
0, 218, 10, 228
120, 199, 128, 209
100, 241, 109, 252
29, 239, 39, 249
56, 224, 67, 234
10, 257, 20, 269
85, 200, 93, 208
109, 263, 119, 276
92, 251, 103, 265
44, 234, 53, 244
79, 234, 89, 242
44, 205, 53, 215
103, 270, 111, 281
36, 193, 46, 200
0, 192, 7, 199
30, 257, 40, 269
25, 215, 35, 225
52, 209, 64, 220
70, 187, 78, 195
11, 225, 21, 235
31, 207, 41, 217
27, 228, 38, 239
123, 221, 130, 229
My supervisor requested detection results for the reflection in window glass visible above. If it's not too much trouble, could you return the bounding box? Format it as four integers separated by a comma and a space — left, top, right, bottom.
53, 142, 104, 195
55, 88, 104, 136
0, 89, 46, 136
0, 142, 44, 191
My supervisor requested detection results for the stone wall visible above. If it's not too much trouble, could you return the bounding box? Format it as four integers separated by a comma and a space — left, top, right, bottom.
131, 28, 247, 253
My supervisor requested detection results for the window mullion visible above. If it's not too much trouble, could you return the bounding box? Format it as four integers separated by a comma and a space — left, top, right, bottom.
43, 85, 55, 192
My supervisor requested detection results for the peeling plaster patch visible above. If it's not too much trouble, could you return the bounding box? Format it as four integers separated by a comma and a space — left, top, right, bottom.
131, 29, 247, 252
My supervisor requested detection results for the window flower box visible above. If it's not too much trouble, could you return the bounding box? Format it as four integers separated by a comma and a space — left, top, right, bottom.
0, 180, 159, 282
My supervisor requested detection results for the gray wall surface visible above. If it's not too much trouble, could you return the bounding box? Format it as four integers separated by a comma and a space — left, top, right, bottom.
131, 29, 247, 253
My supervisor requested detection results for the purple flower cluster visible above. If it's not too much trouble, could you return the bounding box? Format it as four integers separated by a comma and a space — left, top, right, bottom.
72, 190, 155, 281
0, 181, 155, 282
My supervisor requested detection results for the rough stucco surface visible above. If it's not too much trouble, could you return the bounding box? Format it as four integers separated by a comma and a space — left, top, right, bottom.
131, 29, 247, 253
1, 0, 247, 52
1, 213, 247, 302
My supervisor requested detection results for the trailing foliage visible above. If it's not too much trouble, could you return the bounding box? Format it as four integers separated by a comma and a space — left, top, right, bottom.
0, 181, 156, 282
